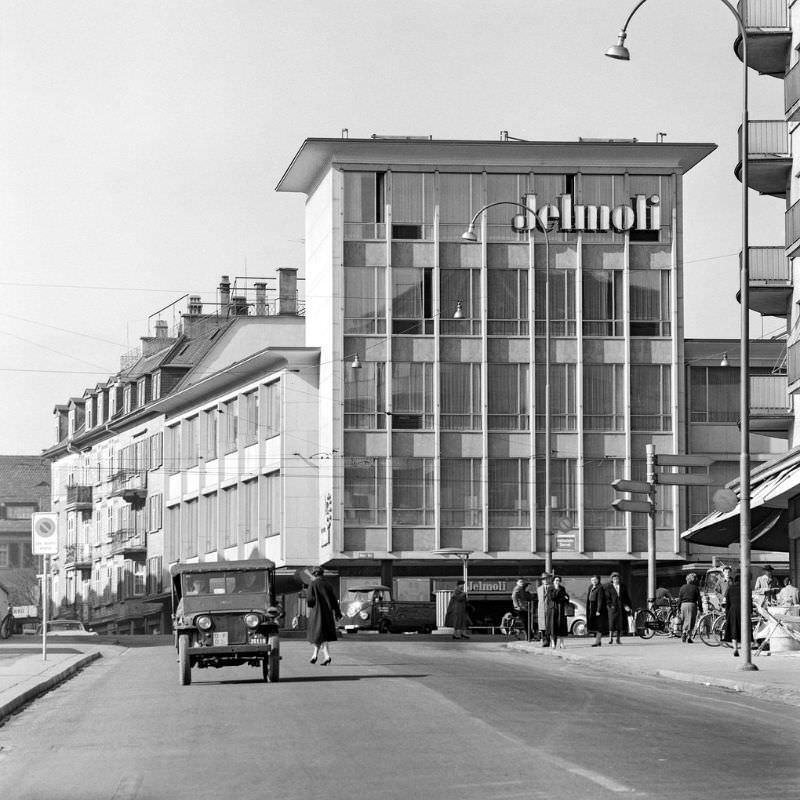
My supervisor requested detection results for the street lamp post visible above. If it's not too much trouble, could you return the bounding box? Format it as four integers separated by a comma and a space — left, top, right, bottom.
462, 201, 552, 573
607, 0, 756, 670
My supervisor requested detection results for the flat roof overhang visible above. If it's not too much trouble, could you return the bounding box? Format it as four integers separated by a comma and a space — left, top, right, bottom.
276, 138, 717, 195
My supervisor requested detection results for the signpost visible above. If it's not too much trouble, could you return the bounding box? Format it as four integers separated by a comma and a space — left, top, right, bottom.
32, 512, 58, 662
611, 446, 712, 604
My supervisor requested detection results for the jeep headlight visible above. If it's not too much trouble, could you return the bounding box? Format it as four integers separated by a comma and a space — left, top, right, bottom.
196, 615, 213, 631
359, 611, 370, 620
244, 613, 261, 629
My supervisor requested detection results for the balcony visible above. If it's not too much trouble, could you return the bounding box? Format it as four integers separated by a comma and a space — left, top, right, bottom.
65, 484, 93, 511
109, 470, 147, 504
735, 121, 790, 197
750, 373, 791, 438
786, 199, 800, 256
111, 529, 147, 556
64, 543, 93, 570
739, 246, 791, 316
734, 0, 791, 77
784, 58, 800, 121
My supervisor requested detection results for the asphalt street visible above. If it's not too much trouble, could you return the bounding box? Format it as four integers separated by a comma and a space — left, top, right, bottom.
0, 638, 797, 800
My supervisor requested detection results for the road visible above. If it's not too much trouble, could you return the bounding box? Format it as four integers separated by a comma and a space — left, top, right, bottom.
0, 637, 797, 800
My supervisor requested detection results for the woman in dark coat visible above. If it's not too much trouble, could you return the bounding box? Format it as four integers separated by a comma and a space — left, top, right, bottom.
585, 574, 608, 647
306, 567, 341, 666
722, 574, 742, 658
444, 580, 470, 640
545, 575, 570, 649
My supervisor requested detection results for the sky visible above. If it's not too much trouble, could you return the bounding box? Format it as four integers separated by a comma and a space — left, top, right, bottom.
0, 0, 789, 454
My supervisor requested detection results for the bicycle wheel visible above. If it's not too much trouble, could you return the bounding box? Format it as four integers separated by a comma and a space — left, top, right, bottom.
634, 609, 656, 639
0, 613, 12, 640
716, 615, 731, 648
698, 612, 722, 647
651, 607, 671, 636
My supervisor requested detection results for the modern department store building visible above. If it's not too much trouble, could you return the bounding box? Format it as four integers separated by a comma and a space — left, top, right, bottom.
276, 136, 743, 607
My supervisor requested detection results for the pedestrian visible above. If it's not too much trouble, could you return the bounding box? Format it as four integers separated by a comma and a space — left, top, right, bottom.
537, 572, 552, 647
777, 576, 800, 607
604, 571, 632, 644
585, 574, 608, 647
511, 578, 536, 641
678, 572, 701, 643
722, 571, 742, 657
545, 575, 570, 650
445, 580, 470, 640
306, 566, 341, 666
753, 564, 779, 607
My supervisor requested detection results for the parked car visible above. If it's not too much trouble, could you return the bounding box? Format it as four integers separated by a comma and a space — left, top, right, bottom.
171, 559, 283, 686
36, 620, 98, 637
566, 598, 588, 636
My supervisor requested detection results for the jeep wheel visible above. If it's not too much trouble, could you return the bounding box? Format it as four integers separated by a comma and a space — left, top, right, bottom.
178, 634, 192, 686
263, 636, 280, 682
378, 619, 392, 634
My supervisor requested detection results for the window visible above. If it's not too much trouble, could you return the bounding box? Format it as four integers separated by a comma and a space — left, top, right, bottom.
631, 365, 671, 431
489, 459, 530, 527
583, 458, 626, 528
485, 173, 528, 241
343, 171, 385, 240
535, 268, 575, 336
205, 409, 218, 459
0, 545, 8, 568
440, 269, 481, 336
242, 391, 258, 446
689, 366, 739, 423
583, 271, 623, 336
262, 472, 280, 537
630, 270, 670, 336
392, 362, 433, 429
4, 503, 37, 519
440, 363, 481, 430
344, 266, 386, 335
392, 458, 434, 525
438, 173, 483, 241
166, 426, 181, 475
488, 269, 528, 336
243, 480, 258, 542
628, 175, 672, 242
137, 376, 150, 408
146, 556, 163, 595
149, 432, 163, 469
344, 457, 386, 524
123, 384, 134, 415
152, 373, 161, 400
440, 459, 482, 527
201, 492, 217, 553
488, 363, 529, 430
223, 399, 238, 453
536, 458, 578, 522
392, 267, 433, 335
583, 364, 625, 431
390, 172, 433, 240
263, 382, 281, 439
535, 363, 577, 432
184, 416, 199, 468
344, 361, 386, 429
221, 486, 237, 548
147, 493, 163, 532
182, 499, 198, 558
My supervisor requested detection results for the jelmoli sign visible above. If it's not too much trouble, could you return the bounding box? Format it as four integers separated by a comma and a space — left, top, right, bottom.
511, 192, 661, 234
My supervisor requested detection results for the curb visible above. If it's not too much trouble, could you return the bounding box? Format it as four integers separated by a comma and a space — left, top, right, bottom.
0, 652, 102, 724
506, 642, 800, 708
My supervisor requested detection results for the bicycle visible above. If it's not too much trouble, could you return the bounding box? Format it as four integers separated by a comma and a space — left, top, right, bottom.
0, 608, 14, 640
633, 597, 680, 639
500, 611, 527, 642
696, 609, 725, 646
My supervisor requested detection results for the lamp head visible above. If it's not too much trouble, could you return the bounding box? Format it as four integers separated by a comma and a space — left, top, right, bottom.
461, 225, 478, 242
605, 31, 630, 61
720, 352, 729, 368
350, 353, 362, 369
453, 300, 464, 320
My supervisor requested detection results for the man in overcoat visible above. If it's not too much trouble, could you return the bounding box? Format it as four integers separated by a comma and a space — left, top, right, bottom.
604, 571, 632, 644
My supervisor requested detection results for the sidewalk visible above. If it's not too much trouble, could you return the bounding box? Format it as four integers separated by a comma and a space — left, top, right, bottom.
0, 642, 102, 723
507, 634, 800, 707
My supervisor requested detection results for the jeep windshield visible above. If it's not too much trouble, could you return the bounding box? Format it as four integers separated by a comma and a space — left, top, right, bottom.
182, 570, 268, 596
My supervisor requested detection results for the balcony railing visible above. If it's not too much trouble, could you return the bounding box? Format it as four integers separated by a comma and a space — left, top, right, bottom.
64, 543, 92, 568
785, 58, 800, 120
111, 529, 147, 555
736, 121, 790, 197
738, 0, 788, 27
786, 199, 800, 254
65, 484, 93, 508
742, 246, 792, 316
735, 1, 791, 77
745, 246, 790, 281
109, 470, 147, 502
750, 374, 789, 413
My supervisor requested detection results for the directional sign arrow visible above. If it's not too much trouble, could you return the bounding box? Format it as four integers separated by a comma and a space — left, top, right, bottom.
612, 499, 653, 514
611, 478, 651, 495
655, 454, 714, 467
655, 472, 712, 486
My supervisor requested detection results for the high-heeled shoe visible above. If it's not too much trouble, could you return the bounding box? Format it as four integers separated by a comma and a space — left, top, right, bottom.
309, 656, 317, 664
321, 658, 331, 666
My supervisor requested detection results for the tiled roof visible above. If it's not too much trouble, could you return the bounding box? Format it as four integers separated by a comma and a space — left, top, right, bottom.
0, 456, 50, 501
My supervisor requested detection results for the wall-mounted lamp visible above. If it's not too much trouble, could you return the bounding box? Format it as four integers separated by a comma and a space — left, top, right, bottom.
720, 352, 729, 368
453, 300, 464, 319
350, 353, 362, 369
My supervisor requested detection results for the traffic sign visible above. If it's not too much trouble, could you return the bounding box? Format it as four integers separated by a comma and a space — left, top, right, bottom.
31, 512, 59, 555
612, 499, 653, 514
655, 473, 712, 486
655, 454, 713, 467
611, 478, 651, 495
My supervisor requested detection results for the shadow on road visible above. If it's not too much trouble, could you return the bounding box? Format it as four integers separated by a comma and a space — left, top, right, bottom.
189, 673, 430, 685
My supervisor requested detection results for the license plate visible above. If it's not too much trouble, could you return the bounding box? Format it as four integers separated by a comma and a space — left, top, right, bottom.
212, 632, 228, 646
249, 635, 266, 645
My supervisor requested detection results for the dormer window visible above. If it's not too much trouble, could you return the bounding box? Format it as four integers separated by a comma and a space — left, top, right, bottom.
85, 401, 94, 430
137, 376, 150, 407
124, 384, 134, 414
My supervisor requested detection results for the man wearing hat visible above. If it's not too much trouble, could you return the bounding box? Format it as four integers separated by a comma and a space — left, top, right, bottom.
604, 571, 632, 644
536, 573, 552, 647
753, 564, 779, 607
511, 579, 536, 641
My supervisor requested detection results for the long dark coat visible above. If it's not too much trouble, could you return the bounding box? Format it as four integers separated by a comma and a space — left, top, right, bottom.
545, 585, 570, 637
723, 580, 742, 642
305, 577, 341, 646
585, 583, 609, 635
604, 581, 632, 632
444, 587, 469, 629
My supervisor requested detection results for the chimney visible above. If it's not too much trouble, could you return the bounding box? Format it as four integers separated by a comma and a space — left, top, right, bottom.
231, 295, 248, 316
188, 295, 202, 315
277, 268, 298, 315
219, 275, 231, 314
154, 320, 169, 338
254, 282, 267, 316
